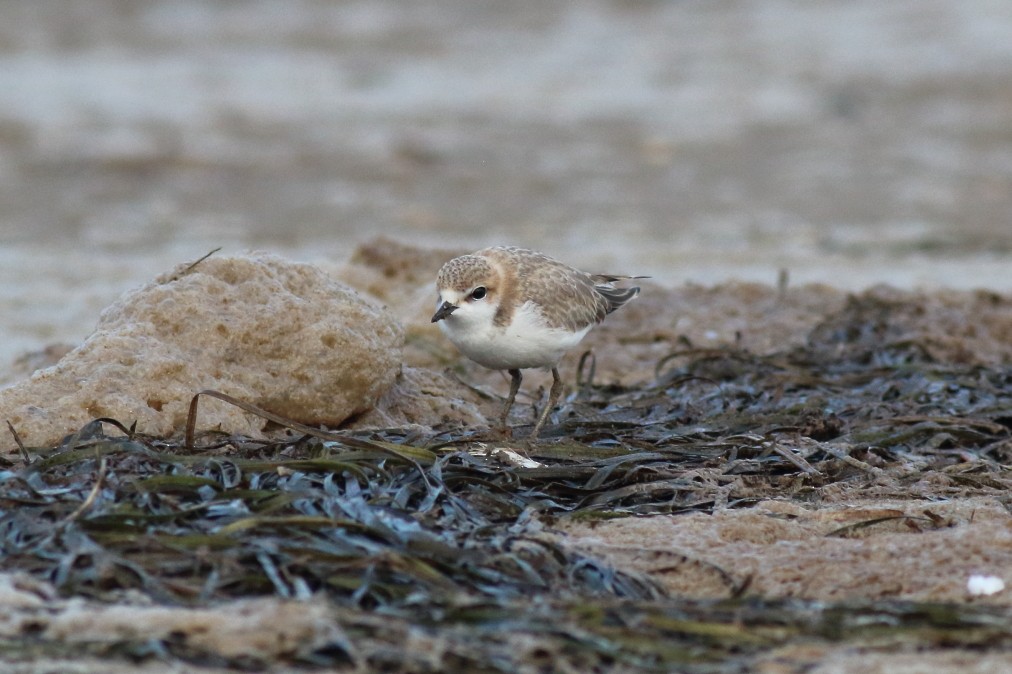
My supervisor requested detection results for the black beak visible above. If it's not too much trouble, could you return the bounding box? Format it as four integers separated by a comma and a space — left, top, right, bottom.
431, 301, 458, 323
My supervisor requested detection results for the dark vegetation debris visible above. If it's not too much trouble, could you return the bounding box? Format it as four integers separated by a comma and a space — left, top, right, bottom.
2, 300, 1011, 672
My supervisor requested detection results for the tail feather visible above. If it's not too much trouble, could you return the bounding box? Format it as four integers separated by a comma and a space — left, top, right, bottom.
591, 274, 650, 284
595, 284, 641, 314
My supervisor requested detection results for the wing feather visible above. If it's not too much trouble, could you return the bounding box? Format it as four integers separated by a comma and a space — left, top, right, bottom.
480, 247, 641, 332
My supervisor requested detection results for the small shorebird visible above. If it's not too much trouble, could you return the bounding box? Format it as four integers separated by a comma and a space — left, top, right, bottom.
431, 246, 641, 441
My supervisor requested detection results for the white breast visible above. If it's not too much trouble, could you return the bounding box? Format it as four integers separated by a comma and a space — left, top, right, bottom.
439, 300, 592, 370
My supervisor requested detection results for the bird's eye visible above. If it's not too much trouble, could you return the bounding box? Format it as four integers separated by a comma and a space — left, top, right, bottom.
470, 286, 487, 300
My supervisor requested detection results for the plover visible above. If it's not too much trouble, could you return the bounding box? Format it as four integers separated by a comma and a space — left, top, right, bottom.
431, 246, 641, 441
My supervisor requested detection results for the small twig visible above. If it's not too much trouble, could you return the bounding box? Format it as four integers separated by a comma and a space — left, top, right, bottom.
185, 388, 345, 449
168, 247, 222, 282
184, 390, 436, 472
576, 351, 597, 391
183, 246, 222, 273
764, 440, 822, 476
820, 443, 886, 476
6, 421, 31, 464
62, 456, 108, 525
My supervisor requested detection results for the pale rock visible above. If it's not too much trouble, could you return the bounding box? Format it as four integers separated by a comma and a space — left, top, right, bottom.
1, 252, 404, 449
349, 366, 490, 430
334, 237, 466, 369
0, 344, 74, 388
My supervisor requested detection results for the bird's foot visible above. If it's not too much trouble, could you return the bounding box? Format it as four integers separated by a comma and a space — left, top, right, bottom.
496, 423, 513, 441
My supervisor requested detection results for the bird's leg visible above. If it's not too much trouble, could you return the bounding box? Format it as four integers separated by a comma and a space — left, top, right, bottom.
499, 368, 523, 439
529, 367, 563, 442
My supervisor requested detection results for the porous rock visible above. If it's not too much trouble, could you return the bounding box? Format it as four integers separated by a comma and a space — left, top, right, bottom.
349, 366, 490, 430
1, 252, 403, 449
334, 236, 467, 369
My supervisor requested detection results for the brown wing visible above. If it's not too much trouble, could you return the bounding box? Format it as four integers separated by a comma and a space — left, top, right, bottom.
481, 247, 638, 331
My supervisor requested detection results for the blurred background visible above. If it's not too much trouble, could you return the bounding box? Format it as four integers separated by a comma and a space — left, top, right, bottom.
2, 0, 1011, 366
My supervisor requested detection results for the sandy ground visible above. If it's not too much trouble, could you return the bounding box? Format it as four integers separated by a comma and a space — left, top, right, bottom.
0, 2, 1010, 672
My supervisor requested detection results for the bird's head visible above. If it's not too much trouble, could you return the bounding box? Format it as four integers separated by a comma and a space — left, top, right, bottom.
431, 254, 501, 328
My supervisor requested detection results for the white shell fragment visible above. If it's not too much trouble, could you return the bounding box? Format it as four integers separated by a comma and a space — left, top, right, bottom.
967, 575, 1005, 596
